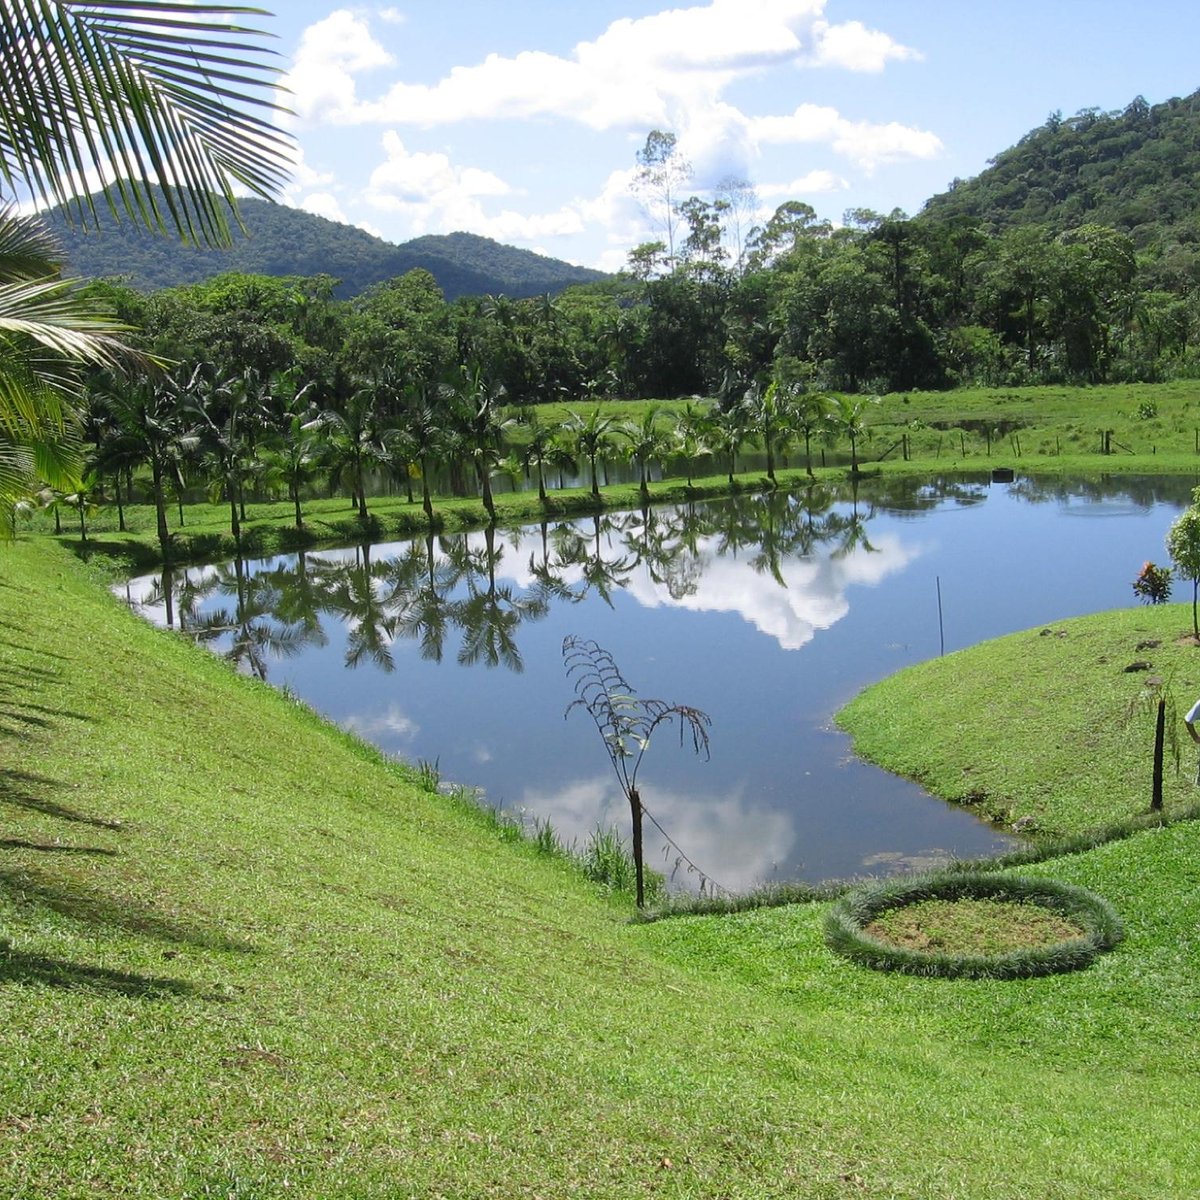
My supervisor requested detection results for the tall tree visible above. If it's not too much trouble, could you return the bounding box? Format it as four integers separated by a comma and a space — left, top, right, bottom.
633, 130, 692, 265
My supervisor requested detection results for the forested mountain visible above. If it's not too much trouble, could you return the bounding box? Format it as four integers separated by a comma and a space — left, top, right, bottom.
45, 191, 605, 299
920, 89, 1200, 251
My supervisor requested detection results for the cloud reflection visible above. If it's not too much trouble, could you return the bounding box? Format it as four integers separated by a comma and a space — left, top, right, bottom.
519, 773, 797, 894
342, 704, 419, 743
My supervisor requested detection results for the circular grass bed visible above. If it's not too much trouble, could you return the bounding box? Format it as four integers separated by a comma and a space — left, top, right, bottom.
824, 871, 1124, 979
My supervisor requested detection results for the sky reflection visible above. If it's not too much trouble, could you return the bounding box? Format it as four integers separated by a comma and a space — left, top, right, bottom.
123, 474, 1195, 892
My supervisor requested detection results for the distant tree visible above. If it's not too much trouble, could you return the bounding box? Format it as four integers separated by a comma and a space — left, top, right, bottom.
714, 175, 759, 273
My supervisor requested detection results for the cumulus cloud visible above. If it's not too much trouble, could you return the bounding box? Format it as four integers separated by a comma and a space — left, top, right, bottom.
284, 2, 938, 255
363, 131, 511, 232
289, 2, 928, 165
758, 170, 850, 199
360, 142, 641, 264
750, 104, 942, 170
299, 191, 349, 224
280, 10, 393, 125
809, 18, 922, 72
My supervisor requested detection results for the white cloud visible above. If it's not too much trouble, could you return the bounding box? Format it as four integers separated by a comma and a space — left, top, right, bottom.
758, 170, 849, 199
292, 2, 924, 151
751, 104, 942, 169
809, 18, 921, 72
281, 10, 393, 124
286, 3, 937, 254
299, 191, 349, 223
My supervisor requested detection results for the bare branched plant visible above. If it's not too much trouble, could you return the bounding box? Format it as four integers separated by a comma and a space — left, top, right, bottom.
563, 636, 711, 907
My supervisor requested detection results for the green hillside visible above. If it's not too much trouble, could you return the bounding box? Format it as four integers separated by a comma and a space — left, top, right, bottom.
2, 535, 1200, 1197
45, 191, 605, 299
920, 89, 1200, 251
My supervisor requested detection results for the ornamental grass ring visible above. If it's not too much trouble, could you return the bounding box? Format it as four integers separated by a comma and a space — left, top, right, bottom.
824, 870, 1123, 979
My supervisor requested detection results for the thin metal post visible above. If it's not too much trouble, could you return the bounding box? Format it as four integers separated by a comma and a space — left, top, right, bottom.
936, 575, 945, 657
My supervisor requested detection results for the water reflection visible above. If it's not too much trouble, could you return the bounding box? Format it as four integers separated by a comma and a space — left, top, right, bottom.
124, 473, 1196, 891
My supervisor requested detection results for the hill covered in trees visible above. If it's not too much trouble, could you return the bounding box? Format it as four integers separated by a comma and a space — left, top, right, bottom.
46, 191, 605, 300
920, 89, 1200, 252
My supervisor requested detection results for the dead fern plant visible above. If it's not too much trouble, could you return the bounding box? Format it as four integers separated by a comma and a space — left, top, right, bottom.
563, 635, 711, 907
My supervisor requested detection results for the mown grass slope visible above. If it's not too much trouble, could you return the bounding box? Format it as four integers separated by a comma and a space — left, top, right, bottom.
2, 540, 1199, 1198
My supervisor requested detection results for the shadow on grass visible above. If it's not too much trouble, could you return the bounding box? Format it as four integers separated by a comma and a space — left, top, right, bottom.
0, 769, 123, 830
0, 866, 255, 954
0, 950, 226, 1000
0, 839, 118, 856
0, 636, 68, 660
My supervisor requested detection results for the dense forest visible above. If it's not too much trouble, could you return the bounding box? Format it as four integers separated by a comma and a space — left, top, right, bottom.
921, 90, 1200, 253
47, 193, 604, 299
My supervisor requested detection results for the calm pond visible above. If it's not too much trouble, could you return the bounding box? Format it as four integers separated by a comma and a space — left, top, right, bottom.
124, 473, 1197, 893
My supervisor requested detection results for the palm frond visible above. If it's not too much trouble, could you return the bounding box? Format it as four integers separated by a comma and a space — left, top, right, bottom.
0, 2, 292, 246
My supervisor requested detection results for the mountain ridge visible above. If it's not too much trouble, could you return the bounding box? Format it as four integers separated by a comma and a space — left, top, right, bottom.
45, 192, 606, 300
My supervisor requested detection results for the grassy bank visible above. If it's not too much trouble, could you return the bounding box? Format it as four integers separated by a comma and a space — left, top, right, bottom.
837, 604, 1200, 836
3, 536, 1200, 1196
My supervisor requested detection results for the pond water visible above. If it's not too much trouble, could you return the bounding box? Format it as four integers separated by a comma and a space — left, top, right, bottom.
122, 473, 1197, 893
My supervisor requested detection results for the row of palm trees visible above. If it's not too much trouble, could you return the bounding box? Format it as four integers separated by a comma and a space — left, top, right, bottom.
63, 355, 881, 557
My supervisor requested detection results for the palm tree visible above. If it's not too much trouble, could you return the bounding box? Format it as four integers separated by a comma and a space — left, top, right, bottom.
517, 408, 562, 505
742, 381, 792, 486
674, 400, 712, 488
831, 394, 878, 475
620, 406, 670, 503
403, 401, 449, 523
0, 3, 291, 530
447, 363, 510, 522
567, 407, 620, 502
0, 212, 134, 530
260, 409, 325, 531
793, 391, 832, 477
94, 367, 198, 560
707, 404, 751, 487
321, 383, 393, 522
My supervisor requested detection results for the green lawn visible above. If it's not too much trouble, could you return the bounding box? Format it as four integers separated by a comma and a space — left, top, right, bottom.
3, 537, 1199, 1197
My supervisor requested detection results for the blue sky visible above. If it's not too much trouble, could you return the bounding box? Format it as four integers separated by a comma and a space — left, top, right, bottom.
269, 1, 1200, 270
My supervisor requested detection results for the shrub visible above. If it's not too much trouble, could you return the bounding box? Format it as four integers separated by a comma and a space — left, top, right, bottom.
1133, 561, 1172, 604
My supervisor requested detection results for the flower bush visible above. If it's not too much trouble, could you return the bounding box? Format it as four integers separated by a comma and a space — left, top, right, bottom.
1133, 561, 1172, 604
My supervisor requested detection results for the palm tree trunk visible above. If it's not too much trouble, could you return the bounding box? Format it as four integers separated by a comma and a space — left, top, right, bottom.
421, 458, 434, 522
1152, 697, 1165, 812
480, 465, 495, 521
152, 457, 171, 562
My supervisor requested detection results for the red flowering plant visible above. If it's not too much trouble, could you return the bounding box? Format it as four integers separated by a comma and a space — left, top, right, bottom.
1133, 561, 1172, 605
